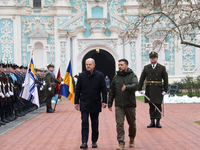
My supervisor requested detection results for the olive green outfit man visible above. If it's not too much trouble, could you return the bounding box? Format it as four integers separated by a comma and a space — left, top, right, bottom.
138, 51, 168, 128
108, 59, 138, 150
44, 64, 62, 113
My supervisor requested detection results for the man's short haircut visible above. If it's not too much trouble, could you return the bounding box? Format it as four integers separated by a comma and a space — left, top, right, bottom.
86, 58, 95, 64
118, 59, 129, 65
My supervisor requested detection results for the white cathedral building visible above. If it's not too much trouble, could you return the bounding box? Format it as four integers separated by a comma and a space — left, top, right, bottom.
0, 0, 199, 82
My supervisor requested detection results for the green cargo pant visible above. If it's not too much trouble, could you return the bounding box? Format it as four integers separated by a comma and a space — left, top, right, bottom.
115, 106, 136, 144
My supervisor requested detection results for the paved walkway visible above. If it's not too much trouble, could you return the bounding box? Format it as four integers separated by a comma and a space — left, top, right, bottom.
0, 99, 200, 150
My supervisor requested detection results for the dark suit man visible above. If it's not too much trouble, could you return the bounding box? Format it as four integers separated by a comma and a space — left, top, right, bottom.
138, 51, 168, 128
44, 64, 63, 113
75, 58, 107, 149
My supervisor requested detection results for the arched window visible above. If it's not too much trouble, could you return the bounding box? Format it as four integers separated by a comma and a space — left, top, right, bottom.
33, 0, 41, 8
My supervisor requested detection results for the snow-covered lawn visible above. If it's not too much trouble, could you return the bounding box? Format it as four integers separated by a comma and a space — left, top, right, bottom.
135, 91, 200, 104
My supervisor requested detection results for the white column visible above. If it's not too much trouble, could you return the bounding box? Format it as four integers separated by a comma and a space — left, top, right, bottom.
136, 32, 142, 77
72, 36, 79, 76
14, 16, 21, 65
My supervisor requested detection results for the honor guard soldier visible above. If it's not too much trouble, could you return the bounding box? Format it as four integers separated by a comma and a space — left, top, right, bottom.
14, 64, 25, 117
0, 63, 12, 123
44, 64, 63, 113
138, 51, 168, 128
0, 63, 7, 126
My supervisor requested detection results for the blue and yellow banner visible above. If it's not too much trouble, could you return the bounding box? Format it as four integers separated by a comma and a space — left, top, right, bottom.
59, 60, 74, 104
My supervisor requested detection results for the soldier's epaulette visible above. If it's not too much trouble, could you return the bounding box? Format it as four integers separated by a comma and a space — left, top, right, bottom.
144, 64, 151, 67
159, 63, 164, 66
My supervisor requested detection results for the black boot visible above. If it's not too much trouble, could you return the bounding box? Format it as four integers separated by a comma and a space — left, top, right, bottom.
46, 98, 54, 113
46, 107, 54, 113
1, 114, 9, 123
0, 120, 6, 125
147, 119, 155, 128
16, 110, 23, 117
156, 119, 162, 128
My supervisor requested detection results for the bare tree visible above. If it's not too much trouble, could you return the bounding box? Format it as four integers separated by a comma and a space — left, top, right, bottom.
129, 0, 200, 48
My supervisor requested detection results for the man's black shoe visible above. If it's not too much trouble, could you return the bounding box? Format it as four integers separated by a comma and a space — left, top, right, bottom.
92, 142, 97, 148
80, 142, 88, 149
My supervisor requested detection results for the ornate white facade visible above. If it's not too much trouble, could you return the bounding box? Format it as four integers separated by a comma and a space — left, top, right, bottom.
0, 0, 200, 82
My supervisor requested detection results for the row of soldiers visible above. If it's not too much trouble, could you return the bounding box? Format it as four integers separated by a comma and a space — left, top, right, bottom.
0, 63, 48, 127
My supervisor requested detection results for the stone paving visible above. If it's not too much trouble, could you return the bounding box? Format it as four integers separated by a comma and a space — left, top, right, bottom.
0, 99, 200, 150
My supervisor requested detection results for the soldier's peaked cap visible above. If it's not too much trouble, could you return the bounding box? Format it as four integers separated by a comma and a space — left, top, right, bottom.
47, 64, 54, 69
2, 63, 7, 68
149, 51, 158, 58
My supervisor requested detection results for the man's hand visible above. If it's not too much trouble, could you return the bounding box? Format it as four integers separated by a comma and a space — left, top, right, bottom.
138, 91, 143, 94
102, 103, 107, 108
74, 104, 79, 111
121, 84, 126, 91
61, 81, 64, 85
108, 107, 112, 111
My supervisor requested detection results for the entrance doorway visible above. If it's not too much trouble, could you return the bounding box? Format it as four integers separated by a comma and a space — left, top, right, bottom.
82, 49, 115, 81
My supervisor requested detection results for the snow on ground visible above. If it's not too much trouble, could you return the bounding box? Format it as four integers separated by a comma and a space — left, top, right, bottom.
135, 91, 200, 104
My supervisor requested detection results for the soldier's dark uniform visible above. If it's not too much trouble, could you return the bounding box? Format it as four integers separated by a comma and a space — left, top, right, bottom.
138, 51, 168, 128
0, 63, 7, 126
14, 64, 25, 117
44, 64, 61, 113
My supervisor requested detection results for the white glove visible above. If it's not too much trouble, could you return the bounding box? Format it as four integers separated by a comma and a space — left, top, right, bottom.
138, 91, 143, 94
5, 92, 10, 97
162, 91, 166, 95
48, 87, 52, 91
40, 86, 43, 91
61, 81, 64, 85
9, 91, 14, 96
0, 92, 5, 98
22, 83, 25, 87
43, 82, 46, 86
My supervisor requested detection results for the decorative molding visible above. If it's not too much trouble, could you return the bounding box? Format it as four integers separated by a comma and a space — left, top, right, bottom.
0, 19, 14, 63
69, 18, 83, 30
108, 0, 123, 14
72, 0, 86, 13
78, 41, 85, 51
109, 12, 135, 28
28, 28, 48, 38
46, 0, 55, 6
58, 12, 85, 30
130, 42, 136, 66
0, 0, 9, 4
18, 0, 29, 6
58, 17, 67, 25
60, 41, 66, 65
21, 16, 54, 65
182, 45, 195, 72
87, 1, 107, 19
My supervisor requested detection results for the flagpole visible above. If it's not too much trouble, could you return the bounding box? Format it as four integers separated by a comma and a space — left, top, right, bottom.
54, 84, 63, 111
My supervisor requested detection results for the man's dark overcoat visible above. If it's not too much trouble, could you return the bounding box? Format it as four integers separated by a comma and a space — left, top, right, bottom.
138, 63, 168, 104
75, 69, 107, 113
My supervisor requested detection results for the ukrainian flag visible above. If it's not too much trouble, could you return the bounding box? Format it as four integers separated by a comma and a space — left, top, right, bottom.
59, 60, 74, 104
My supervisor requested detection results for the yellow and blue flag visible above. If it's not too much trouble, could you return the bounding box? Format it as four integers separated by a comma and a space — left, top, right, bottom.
59, 60, 74, 104
21, 56, 40, 107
